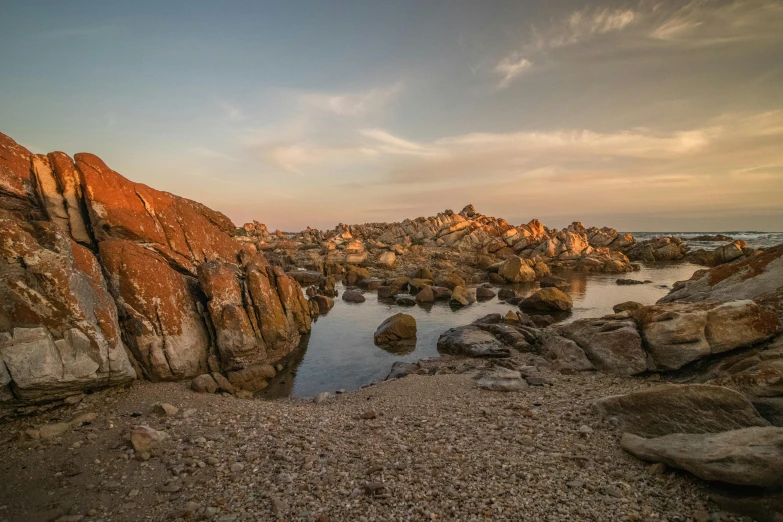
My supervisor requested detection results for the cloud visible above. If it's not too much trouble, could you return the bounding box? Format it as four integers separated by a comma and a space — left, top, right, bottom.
648, 0, 783, 44
292, 82, 402, 117
493, 55, 533, 90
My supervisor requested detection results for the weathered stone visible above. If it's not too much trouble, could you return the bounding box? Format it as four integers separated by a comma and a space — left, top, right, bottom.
612, 301, 644, 314
310, 295, 335, 314
386, 361, 419, 380
710, 358, 783, 398
621, 427, 783, 488
449, 286, 476, 307
593, 384, 769, 437
476, 286, 496, 299
539, 275, 568, 289
661, 245, 783, 304
519, 287, 573, 312
437, 326, 510, 358
227, 364, 276, 391
100, 239, 210, 381
636, 300, 780, 371
342, 289, 366, 303
559, 317, 647, 376
540, 333, 595, 373
191, 374, 218, 393
130, 425, 169, 455
475, 367, 528, 392
377, 251, 396, 269
415, 286, 434, 304
498, 256, 536, 283
374, 313, 417, 345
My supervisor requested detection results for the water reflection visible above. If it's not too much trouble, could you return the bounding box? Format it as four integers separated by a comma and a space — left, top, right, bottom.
263, 262, 701, 399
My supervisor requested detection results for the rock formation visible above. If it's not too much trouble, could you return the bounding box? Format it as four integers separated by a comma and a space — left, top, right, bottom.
0, 132, 311, 403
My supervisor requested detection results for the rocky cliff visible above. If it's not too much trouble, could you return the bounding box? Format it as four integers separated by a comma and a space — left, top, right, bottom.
0, 132, 311, 403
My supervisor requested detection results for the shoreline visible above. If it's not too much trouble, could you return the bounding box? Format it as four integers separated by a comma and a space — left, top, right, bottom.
0, 369, 730, 522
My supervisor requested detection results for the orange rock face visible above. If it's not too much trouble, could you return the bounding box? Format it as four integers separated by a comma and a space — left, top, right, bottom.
0, 131, 311, 401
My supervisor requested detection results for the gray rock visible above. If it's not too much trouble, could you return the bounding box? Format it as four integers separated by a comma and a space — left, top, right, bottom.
559, 318, 647, 376
541, 333, 595, 373
636, 300, 781, 371
621, 427, 783, 488
593, 384, 769, 437
342, 289, 366, 303
191, 374, 218, 393
386, 362, 419, 380
475, 368, 527, 392
752, 397, 783, 427
437, 326, 510, 358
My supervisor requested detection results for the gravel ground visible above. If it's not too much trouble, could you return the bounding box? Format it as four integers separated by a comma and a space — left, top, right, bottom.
0, 370, 739, 522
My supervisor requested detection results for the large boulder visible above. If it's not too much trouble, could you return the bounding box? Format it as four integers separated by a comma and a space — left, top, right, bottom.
437, 326, 510, 358
558, 317, 646, 376
540, 332, 595, 373
0, 215, 135, 401
374, 313, 417, 345
99, 239, 211, 381
593, 384, 770, 437
661, 245, 783, 304
710, 358, 783, 398
519, 287, 573, 312
197, 260, 259, 369
621, 427, 783, 488
498, 256, 536, 283
636, 300, 780, 371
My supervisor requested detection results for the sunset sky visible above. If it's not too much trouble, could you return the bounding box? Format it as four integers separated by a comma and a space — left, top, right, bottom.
1, 0, 782, 231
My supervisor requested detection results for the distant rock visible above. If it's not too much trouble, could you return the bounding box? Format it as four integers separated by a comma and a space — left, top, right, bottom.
498, 256, 536, 283
615, 279, 650, 285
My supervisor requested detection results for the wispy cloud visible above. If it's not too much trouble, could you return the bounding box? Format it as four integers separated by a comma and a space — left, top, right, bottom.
291, 83, 403, 117
493, 55, 533, 90
240, 83, 404, 173
189, 147, 241, 162
648, 0, 783, 44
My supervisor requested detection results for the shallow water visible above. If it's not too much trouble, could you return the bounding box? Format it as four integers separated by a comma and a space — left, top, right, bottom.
262, 261, 701, 399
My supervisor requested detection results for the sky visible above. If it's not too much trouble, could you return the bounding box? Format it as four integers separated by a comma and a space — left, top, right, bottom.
1, 0, 782, 232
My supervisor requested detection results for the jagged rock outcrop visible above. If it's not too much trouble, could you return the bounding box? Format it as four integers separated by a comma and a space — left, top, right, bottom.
246, 206, 642, 275
0, 131, 310, 402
